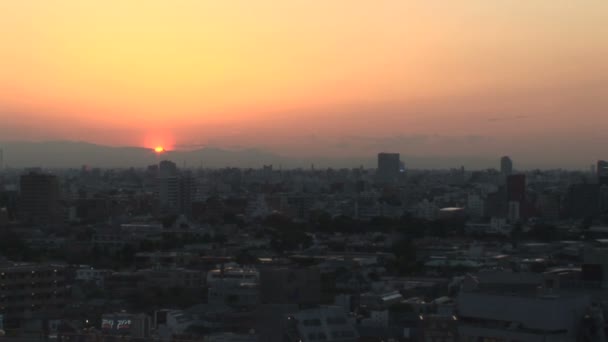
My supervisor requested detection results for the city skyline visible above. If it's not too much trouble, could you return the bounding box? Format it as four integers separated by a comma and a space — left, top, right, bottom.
1, 1, 607, 168
0, 140, 603, 170
2, 2, 608, 339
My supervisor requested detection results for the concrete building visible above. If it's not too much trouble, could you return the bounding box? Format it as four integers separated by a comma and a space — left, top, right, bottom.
418, 314, 458, 342
207, 266, 260, 308
582, 244, 608, 289
600, 185, 608, 213
154, 309, 203, 340
101, 312, 151, 340
207, 267, 260, 288
598, 160, 608, 185
75, 266, 113, 287
0, 262, 68, 326
208, 282, 259, 308
466, 194, 484, 220
457, 291, 591, 342
377, 153, 400, 182
158, 160, 178, 178
159, 176, 179, 212
285, 306, 358, 342
500, 156, 513, 176
507, 200, 521, 222
159, 173, 196, 215
260, 266, 321, 305
537, 192, 561, 222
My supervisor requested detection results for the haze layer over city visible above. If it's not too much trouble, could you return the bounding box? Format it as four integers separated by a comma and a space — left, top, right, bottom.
1, 1, 608, 342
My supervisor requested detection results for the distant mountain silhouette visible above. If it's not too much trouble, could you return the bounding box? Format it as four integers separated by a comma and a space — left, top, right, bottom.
0, 140, 496, 169
0, 141, 289, 168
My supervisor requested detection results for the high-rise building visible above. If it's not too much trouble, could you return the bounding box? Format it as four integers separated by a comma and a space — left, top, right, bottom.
597, 160, 608, 185
19, 171, 62, 224
537, 192, 561, 222
467, 193, 485, 219
500, 156, 513, 176
159, 160, 178, 178
158, 161, 196, 215
177, 173, 196, 215
159, 176, 179, 211
377, 153, 400, 182
507, 201, 520, 222
0, 262, 68, 325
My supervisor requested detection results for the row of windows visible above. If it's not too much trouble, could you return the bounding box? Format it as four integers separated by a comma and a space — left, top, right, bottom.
1, 293, 65, 302
1, 282, 63, 290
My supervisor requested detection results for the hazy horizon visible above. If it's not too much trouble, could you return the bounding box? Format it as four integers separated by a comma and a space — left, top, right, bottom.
0, 139, 598, 170
1, 1, 607, 168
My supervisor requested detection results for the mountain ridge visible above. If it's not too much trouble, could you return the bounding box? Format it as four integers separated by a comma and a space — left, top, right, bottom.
0, 140, 499, 169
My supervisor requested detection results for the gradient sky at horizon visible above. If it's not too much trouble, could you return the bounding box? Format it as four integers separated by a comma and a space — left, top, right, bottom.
1, 0, 607, 168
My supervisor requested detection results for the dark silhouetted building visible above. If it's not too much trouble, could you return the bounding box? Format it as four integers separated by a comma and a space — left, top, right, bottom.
377, 153, 400, 182
563, 184, 599, 219
159, 175, 196, 215
500, 156, 513, 176
19, 171, 62, 224
158, 160, 196, 215
598, 160, 608, 185
177, 173, 196, 215
600, 185, 608, 214
159, 160, 178, 178
507, 174, 526, 203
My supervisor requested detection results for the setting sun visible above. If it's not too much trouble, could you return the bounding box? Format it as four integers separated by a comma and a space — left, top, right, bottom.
154, 146, 165, 153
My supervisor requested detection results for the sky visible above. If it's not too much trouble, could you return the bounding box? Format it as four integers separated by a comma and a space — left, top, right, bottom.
0, 1, 607, 168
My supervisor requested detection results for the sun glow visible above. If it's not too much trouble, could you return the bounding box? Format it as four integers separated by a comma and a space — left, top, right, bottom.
154, 146, 165, 153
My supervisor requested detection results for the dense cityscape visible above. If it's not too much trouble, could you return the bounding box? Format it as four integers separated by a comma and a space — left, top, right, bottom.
0, 153, 607, 341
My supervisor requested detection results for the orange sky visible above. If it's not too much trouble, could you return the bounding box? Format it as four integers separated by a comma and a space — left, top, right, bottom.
0, 1, 607, 167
